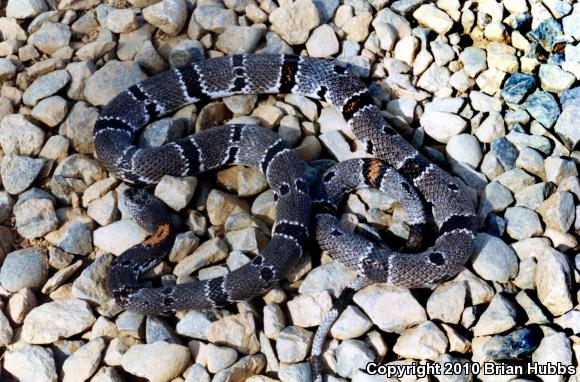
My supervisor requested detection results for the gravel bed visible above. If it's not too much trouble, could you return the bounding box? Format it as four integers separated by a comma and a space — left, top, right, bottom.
0, 0, 578, 381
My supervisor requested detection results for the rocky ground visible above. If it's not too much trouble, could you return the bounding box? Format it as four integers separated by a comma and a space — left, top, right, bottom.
0, 0, 578, 381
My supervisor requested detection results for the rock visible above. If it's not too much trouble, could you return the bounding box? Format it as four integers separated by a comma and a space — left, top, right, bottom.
495, 168, 536, 193
335, 339, 375, 378
269, 0, 320, 45
194, 6, 237, 33
173, 237, 228, 277
545, 157, 578, 184
504, 206, 543, 240
121, 341, 191, 382
216, 26, 264, 55
542, 64, 575, 97
185, 364, 210, 382
71, 253, 112, 305
426, 282, 466, 324
7, 0, 48, 19
287, 291, 333, 328
213, 354, 266, 382
507, 131, 551, 155
475, 111, 505, 145
330, 305, 373, 340
471, 233, 518, 282
0, 191, 14, 223
90, 367, 124, 382
154, 175, 197, 211
487, 42, 518, 73
475, 327, 541, 363
473, 294, 518, 336
207, 312, 260, 354
31, 95, 68, 127
536, 248, 573, 316
554, 101, 580, 150
306, 25, 339, 58
0, 246, 48, 292
460, 47, 487, 78
45, 221, 92, 256
60, 101, 99, 154
0, 58, 16, 81
393, 321, 448, 360
469, 91, 502, 112
528, 18, 565, 53
354, 284, 427, 332
539, 192, 575, 232
491, 137, 518, 170
62, 337, 106, 382
206, 189, 250, 225
30, 22, 71, 54
523, 91, 560, 128
337, 9, 372, 42
501, 72, 536, 104
264, 304, 286, 339
143, 0, 187, 36
201, 343, 238, 373
14, 197, 59, 239
22, 299, 95, 344
0, 114, 45, 156
446, 134, 482, 168
84, 60, 147, 106
23, 69, 71, 107
4, 344, 58, 382
417, 64, 451, 94
275, 325, 313, 363
532, 332, 573, 382
93, 220, 148, 256
420, 111, 467, 143
413, 4, 454, 34
1, 154, 45, 195
106, 8, 139, 34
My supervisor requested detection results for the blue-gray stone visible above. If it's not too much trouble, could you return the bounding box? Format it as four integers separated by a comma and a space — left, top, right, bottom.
501, 73, 536, 104
491, 137, 519, 170
560, 86, 580, 106
523, 91, 560, 128
509, 123, 526, 133
527, 18, 565, 53
485, 214, 506, 237
507, 12, 531, 31
547, 53, 565, 65
484, 327, 542, 361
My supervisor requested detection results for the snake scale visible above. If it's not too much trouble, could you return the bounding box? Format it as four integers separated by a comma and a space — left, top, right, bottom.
94, 54, 477, 380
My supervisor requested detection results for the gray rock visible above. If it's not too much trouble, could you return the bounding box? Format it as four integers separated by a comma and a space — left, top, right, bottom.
545, 157, 578, 184
472, 233, 518, 282
121, 342, 191, 381
554, 100, 580, 150
459, 47, 487, 77
514, 182, 552, 211
23, 69, 71, 107
31, 96, 68, 127
118, 24, 155, 61
335, 339, 375, 378
473, 294, 518, 336
1, 154, 44, 195
0, 191, 14, 223
106, 8, 139, 34
393, 321, 448, 360
4, 344, 58, 382
504, 206, 543, 240
491, 137, 519, 170
536, 248, 573, 316
60, 101, 99, 154
270, 0, 320, 45
193, 6, 237, 33
66, 61, 95, 100
22, 299, 96, 344
478, 181, 514, 220
46, 221, 92, 256
275, 325, 313, 363
84, 60, 147, 106
0, 114, 45, 156
539, 192, 575, 232
0, 246, 48, 292
62, 337, 106, 382
523, 91, 560, 128
30, 21, 71, 54
72, 253, 113, 305
169, 39, 204, 67
146, 316, 180, 344
216, 26, 264, 55
532, 332, 573, 381
14, 196, 59, 239
495, 168, 536, 193
213, 354, 266, 382
143, 0, 187, 36
506, 131, 551, 155
354, 284, 427, 332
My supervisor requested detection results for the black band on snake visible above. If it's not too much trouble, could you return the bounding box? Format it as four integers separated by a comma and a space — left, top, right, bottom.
94, 54, 477, 381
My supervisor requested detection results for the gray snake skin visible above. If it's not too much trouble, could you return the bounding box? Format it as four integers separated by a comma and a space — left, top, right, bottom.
94, 54, 477, 380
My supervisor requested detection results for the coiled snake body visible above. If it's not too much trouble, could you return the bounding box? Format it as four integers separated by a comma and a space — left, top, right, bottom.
94, 54, 477, 380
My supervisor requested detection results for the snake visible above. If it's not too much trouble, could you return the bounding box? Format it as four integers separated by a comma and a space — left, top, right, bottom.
94, 54, 477, 380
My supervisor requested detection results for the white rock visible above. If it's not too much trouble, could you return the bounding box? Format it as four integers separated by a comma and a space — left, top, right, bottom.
142, 0, 187, 36
420, 111, 467, 143
121, 341, 191, 382
413, 4, 454, 34
393, 321, 448, 360
446, 134, 483, 168
62, 337, 106, 382
93, 219, 149, 256
4, 344, 57, 382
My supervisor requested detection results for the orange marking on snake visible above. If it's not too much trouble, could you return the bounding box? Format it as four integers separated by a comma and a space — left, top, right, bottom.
367, 159, 383, 186
144, 223, 171, 245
